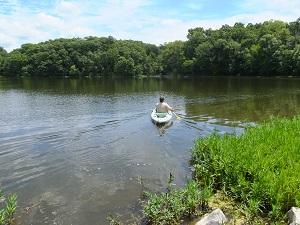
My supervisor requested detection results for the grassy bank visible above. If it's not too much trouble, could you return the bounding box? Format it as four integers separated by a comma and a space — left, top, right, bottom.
190, 116, 300, 221
109, 116, 300, 224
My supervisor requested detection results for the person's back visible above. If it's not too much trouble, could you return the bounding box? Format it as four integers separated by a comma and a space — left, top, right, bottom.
156, 97, 174, 113
156, 102, 168, 113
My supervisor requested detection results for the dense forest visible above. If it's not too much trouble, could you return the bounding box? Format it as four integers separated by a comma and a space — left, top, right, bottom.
1, 18, 300, 77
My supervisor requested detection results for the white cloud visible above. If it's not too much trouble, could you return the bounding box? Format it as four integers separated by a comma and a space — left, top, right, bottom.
36, 13, 63, 28
54, 0, 82, 17
0, 0, 300, 52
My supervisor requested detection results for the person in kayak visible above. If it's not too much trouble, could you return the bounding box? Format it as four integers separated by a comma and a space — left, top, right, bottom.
156, 97, 174, 113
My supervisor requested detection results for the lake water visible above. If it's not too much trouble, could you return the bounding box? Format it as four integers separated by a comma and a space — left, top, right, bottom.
1, 76, 300, 225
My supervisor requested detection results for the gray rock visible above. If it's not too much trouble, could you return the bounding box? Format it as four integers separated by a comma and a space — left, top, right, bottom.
196, 208, 227, 225
288, 207, 300, 225
0, 197, 5, 203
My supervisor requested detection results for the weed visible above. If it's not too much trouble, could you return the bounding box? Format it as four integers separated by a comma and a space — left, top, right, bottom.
0, 210, 5, 225
0, 188, 17, 225
140, 176, 212, 225
107, 214, 123, 225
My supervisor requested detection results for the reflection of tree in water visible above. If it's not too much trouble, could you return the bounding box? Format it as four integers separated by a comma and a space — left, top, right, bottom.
182, 77, 300, 124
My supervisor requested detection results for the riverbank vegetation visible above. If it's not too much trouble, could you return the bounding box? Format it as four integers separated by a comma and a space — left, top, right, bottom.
140, 174, 213, 224
109, 116, 300, 224
1, 18, 300, 77
0, 187, 17, 225
108, 175, 213, 225
190, 116, 300, 222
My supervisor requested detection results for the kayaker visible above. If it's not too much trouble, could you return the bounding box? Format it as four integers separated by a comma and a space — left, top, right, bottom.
156, 97, 174, 113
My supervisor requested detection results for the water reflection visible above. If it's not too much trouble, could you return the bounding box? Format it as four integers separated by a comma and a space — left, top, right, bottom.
154, 121, 174, 136
1, 76, 300, 224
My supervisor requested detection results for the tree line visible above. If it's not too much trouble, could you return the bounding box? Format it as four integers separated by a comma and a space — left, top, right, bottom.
1, 18, 300, 77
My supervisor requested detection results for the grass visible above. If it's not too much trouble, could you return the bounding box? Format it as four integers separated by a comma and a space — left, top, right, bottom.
190, 115, 300, 222
108, 174, 213, 225
0, 188, 17, 225
140, 176, 213, 224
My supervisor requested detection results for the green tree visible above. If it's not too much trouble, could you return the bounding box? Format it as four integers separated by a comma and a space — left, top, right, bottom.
160, 41, 185, 75
289, 18, 300, 36
2, 19, 300, 77
69, 65, 80, 76
2, 50, 28, 76
184, 27, 206, 59
114, 56, 135, 76
257, 34, 283, 75
0, 46, 8, 57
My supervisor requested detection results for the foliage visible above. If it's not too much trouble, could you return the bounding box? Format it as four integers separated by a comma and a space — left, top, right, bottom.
190, 116, 300, 221
1, 18, 300, 76
107, 174, 213, 225
140, 174, 212, 225
0, 37, 160, 77
159, 41, 186, 75
0, 188, 17, 225
107, 214, 124, 225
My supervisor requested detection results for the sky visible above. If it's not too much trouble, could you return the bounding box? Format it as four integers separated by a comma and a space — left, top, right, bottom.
1, 0, 300, 52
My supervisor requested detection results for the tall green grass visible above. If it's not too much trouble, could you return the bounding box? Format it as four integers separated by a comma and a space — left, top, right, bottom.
108, 174, 213, 225
190, 116, 300, 220
140, 174, 213, 225
0, 187, 17, 225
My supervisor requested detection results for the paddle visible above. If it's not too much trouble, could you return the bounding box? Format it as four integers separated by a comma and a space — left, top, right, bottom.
173, 111, 181, 119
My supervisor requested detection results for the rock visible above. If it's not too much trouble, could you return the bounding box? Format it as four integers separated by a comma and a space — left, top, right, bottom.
288, 207, 300, 225
0, 197, 5, 203
195, 208, 227, 225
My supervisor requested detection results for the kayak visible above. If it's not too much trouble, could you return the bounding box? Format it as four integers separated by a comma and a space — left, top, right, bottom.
151, 109, 173, 124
